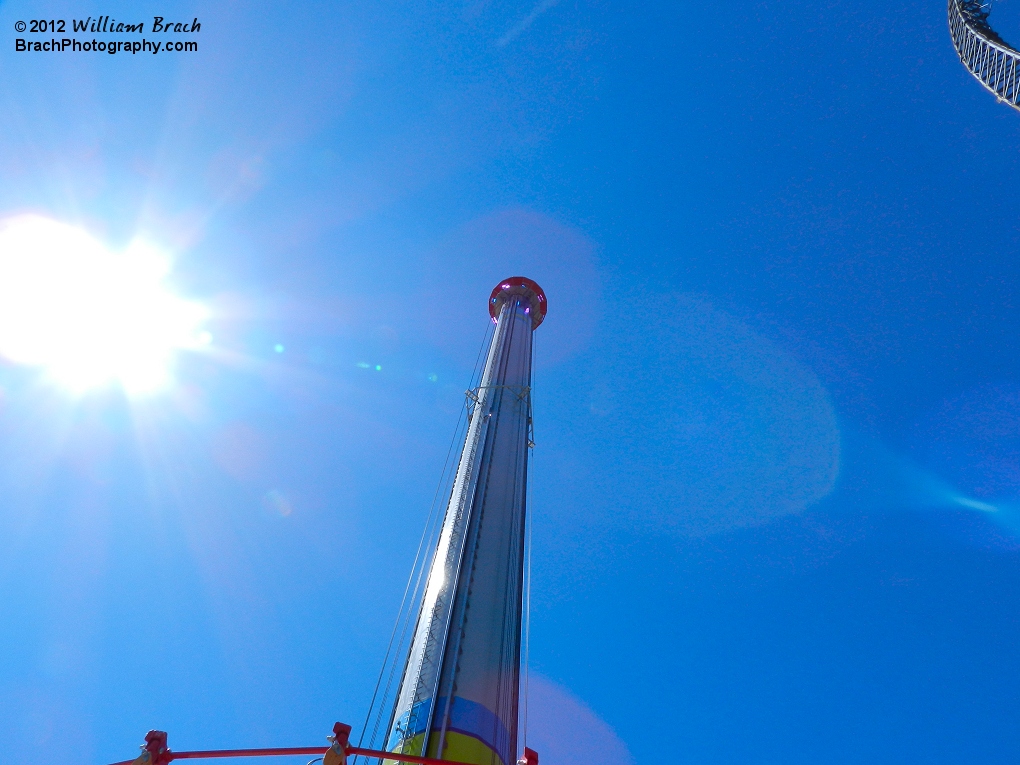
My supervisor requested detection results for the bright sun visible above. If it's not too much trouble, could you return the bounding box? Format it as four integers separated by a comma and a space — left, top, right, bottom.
0, 215, 209, 394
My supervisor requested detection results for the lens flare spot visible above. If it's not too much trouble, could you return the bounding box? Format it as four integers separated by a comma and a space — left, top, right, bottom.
262, 489, 293, 517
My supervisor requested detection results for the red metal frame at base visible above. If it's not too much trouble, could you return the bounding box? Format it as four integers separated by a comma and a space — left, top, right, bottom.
107, 723, 536, 765
108, 742, 508, 765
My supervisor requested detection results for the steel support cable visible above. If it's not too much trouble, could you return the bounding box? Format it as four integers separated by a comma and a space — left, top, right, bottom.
377, 320, 495, 756
429, 317, 507, 761
491, 359, 524, 765
434, 307, 518, 762
949, 0, 1020, 110
454, 299, 525, 765
486, 304, 531, 765
406, 318, 499, 760
357, 321, 495, 763
496, 323, 523, 765
504, 305, 530, 764
521, 326, 534, 760
357, 408, 465, 765
359, 408, 464, 763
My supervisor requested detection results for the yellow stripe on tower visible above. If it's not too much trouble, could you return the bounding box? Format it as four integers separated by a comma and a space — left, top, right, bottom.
427, 730, 503, 765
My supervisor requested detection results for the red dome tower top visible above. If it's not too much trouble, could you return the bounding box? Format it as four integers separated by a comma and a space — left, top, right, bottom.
488, 276, 547, 329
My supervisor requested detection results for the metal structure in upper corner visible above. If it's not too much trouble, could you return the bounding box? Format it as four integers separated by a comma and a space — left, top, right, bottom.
949, 0, 1020, 111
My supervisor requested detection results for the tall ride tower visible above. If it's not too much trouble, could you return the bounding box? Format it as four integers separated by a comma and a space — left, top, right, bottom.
384, 277, 547, 765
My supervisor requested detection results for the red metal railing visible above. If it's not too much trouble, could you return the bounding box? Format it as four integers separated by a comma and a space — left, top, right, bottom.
106, 724, 537, 765
109, 745, 461, 765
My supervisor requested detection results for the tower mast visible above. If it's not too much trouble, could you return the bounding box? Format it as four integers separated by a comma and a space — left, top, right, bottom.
385, 277, 547, 765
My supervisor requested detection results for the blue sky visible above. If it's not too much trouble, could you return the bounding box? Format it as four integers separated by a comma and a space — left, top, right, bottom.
2, 0, 1020, 763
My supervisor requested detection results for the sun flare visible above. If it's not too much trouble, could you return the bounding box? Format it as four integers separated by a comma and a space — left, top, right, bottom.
0, 215, 209, 394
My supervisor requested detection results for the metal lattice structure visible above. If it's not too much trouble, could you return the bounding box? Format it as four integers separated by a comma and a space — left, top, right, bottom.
949, 0, 1020, 111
